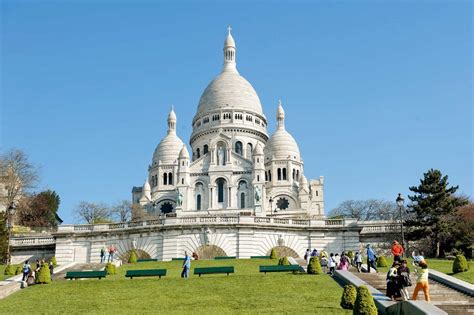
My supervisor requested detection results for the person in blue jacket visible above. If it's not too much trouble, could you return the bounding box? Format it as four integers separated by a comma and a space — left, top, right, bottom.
181, 251, 191, 278
366, 244, 377, 273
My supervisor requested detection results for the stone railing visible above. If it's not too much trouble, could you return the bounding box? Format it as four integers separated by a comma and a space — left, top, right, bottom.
10, 236, 56, 247
359, 221, 400, 235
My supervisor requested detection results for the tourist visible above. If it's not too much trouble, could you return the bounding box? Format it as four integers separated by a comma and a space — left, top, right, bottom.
181, 251, 191, 278
27, 269, 36, 286
311, 248, 318, 257
304, 249, 311, 264
100, 247, 106, 263
391, 240, 404, 262
412, 261, 430, 302
192, 252, 199, 260
386, 262, 401, 301
328, 253, 336, 275
334, 253, 340, 267
49, 261, 54, 279
22, 260, 31, 282
366, 244, 377, 273
354, 251, 363, 273
108, 245, 116, 262
411, 250, 425, 266
338, 252, 350, 271
320, 250, 328, 260
35, 259, 41, 272
398, 260, 411, 300
320, 255, 328, 273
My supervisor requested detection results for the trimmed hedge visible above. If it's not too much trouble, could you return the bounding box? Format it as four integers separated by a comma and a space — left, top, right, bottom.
353, 285, 377, 315
307, 256, 322, 274
128, 250, 138, 263
340, 284, 357, 309
36, 264, 51, 284
51, 256, 58, 267
376, 256, 388, 268
270, 248, 278, 259
453, 254, 469, 273
105, 263, 116, 275
15, 265, 22, 275
347, 251, 354, 260
278, 256, 290, 266
4, 264, 16, 275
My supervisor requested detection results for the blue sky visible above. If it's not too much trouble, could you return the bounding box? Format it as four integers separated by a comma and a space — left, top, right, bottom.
1, 1, 472, 223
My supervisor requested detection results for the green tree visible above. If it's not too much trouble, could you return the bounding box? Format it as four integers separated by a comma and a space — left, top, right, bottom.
405, 169, 468, 257
0, 213, 8, 263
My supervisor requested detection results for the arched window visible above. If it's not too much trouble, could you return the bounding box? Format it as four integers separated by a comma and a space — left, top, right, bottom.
240, 192, 245, 209
283, 168, 287, 180
246, 143, 253, 159
196, 148, 200, 159
196, 194, 202, 210
268, 170, 272, 181
293, 169, 296, 180
277, 168, 282, 181
203, 145, 209, 154
168, 172, 173, 185
163, 173, 168, 185
296, 170, 299, 181
265, 172, 268, 181
235, 141, 243, 155
181, 178, 184, 184
217, 178, 225, 203
315, 190, 319, 197
217, 142, 226, 165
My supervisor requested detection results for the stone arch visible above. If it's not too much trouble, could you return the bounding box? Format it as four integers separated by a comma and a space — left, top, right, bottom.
267, 246, 300, 258
194, 245, 227, 260
118, 249, 151, 262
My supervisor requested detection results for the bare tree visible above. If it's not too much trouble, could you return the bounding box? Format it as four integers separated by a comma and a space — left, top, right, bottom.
111, 200, 132, 222
329, 199, 399, 221
131, 203, 150, 221
0, 149, 39, 208
75, 201, 111, 224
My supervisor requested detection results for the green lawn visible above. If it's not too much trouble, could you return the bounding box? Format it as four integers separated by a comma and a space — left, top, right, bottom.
0, 259, 350, 314
0, 265, 7, 281
375, 257, 474, 284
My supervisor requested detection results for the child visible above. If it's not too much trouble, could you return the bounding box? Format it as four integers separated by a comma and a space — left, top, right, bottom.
354, 251, 363, 273
412, 261, 430, 302
398, 260, 411, 300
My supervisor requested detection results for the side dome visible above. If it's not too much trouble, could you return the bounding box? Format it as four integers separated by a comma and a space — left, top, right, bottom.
152, 108, 184, 165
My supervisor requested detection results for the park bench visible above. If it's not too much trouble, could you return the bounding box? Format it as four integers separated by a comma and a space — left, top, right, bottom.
125, 269, 167, 279
65, 270, 107, 280
214, 256, 236, 260
250, 256, 271, 259
172, 258, 185, 261
194, 266, 234, 277
137, 258, 159, 262
259, 265, 303, 274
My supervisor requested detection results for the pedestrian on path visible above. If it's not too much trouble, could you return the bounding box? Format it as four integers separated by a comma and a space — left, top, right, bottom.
354, 251, 363, 273
21, 260, 30, 282
328, 253, 336, 275
366, 244, 377, 273
49, 261, 54, 279
398, 260, 411, 300
412, 261, 430, 302
386, 262, 401, 301
100, 247, 106, 263
181, 251, 191, 278
304, 249, 311, 264
391, 240, 404, 262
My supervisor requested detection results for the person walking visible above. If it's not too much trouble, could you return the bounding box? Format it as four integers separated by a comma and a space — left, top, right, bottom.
304, 249, 311, 265
411, 251, 425, 266
328, 253, 336, 276
108, 245, 116, 262
391, 240, 404, 262
334, 253, 340, 267
100, 247, 105, 263
386, 262, 401, 301
398, 260, 411, 300
354, 251, 363, 273
366, 244, 377, 273
21, 260, 30, 282
339, 252, 350, 271
311, 248, 318, 257
412, 261, 430, 302
49, 261, 54, 280
181, 251, 191, 278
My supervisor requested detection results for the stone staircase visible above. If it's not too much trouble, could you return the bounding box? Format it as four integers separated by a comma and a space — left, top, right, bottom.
351, 270, 474, 315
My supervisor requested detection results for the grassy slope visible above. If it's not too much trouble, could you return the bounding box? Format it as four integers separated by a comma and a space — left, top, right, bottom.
0, 259, 350, 314
375, 257, 474, 284
0, 265, 7, 281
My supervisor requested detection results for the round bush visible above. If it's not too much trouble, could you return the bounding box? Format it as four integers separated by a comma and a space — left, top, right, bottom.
340, 284, 357, 309
4, 264, 16, 275
105, 262, 116, 275
347, 251, 355, 260
51, 256, 58, 267
307, 256, 322, 274
278, 256, 290, 266
15, 265, 22, 275
270, 248, 278, 259
36, 264, 51, 284
128, 250, 138, 263
376, 256, 388, 268
453, 254, 469, 273
353, 285, 377, 315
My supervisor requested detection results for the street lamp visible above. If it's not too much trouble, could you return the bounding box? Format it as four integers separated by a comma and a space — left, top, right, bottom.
268, 196, 273, 216
5, 202, 16, 265
396, 193, 405, 258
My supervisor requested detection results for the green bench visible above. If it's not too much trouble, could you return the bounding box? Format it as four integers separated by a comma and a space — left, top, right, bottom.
137, 258, 159, 262
214, 256, 236, 260
65, 270, 107, 280
250, 256, 271, 259
172, 258, 185, 261
259, 265, 303, 274
194, 266, 234, 277
125, 269, 167, 279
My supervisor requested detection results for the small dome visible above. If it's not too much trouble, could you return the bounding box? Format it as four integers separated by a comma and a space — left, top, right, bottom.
253, 143, 264, 156
143, 179, 151, 191
264, 129, 300, 161
168, 108, 176, 121
299, 174, 308, 186
277, 100, 285, 118
153, 134, 184, 164
179, 145, 190, 159
224, 32, 235, 47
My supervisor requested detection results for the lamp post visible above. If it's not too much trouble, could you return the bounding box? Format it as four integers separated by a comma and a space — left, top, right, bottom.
396, 193, 405, 258
268, 196, 273, 216
5, 202, 16, 265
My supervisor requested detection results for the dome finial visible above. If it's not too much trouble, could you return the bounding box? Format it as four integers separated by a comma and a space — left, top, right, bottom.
227, 26, 232, 35
223, 26, 237, 73
167, 106, 177, 134
277, 99, 285, 130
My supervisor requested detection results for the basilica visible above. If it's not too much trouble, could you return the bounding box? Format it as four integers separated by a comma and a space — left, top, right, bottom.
132, 29, 324, 218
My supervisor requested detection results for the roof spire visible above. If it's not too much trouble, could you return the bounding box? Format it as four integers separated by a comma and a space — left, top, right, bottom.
223, 26, 238, 73
167, 106, 177, 135
276, 100, 285, 130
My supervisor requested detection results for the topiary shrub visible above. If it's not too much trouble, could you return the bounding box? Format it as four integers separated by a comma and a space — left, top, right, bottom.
353, 285, 377, 315
15, 265, 22, 275
278, 256, 290, 266
36, 264, 51, 284
105, 263, 116, 275
128, 250, 138, 263
4, 264, 16, 275
347, 251, 354, 260
307, 256, 322, 274
376, 256, 388, 268
51, 256, 58, 267
453, 254, 469, 273
340, 284, 357, 309
270, 248, 278, 259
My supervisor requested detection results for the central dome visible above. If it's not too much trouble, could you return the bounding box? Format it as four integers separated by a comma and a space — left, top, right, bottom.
196, 71, 264, 117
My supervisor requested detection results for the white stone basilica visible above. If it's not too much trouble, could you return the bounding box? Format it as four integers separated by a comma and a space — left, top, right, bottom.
132, 29, 324, 218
